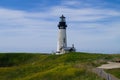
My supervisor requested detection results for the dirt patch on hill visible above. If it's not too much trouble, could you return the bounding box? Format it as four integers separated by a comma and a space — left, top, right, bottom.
98, 62, 120, 69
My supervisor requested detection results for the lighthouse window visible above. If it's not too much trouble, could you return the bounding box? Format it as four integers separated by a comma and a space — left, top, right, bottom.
60, 18, 65, 22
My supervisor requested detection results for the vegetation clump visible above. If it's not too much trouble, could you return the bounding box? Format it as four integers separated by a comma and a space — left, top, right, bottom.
0, 52, 119, 80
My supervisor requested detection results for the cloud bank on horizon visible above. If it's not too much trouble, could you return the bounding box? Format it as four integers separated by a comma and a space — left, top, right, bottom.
0, 0, 120, 53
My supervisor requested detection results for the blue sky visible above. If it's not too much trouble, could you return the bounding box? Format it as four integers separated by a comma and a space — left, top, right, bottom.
0, 0, 120, 53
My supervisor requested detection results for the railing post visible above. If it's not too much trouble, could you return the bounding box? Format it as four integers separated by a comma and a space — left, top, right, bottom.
107, 74, 111, 80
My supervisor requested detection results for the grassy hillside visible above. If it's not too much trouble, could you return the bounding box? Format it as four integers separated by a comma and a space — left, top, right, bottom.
105, 68, 120, 79
0, 52, 119, 80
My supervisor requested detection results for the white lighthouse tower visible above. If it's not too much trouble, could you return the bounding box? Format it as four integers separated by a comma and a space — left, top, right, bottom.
56, 15, 76, 54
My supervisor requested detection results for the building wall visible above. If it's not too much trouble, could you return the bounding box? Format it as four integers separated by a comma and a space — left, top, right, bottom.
57, 29, 67, 52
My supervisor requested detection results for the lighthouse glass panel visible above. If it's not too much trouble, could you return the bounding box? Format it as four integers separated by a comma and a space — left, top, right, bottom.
60, 18, 65, 22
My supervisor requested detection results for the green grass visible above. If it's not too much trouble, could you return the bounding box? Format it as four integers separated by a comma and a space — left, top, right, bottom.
105, 68, 120, 79
0, 52, 119, 80
104, 54, 120, 79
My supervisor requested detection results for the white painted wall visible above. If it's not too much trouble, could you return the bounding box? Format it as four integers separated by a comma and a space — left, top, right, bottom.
57, 28, 67, 52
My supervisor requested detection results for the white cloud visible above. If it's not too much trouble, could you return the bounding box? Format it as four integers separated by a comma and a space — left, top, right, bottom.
61, 0, 81, 6
67, 21, 120, 53
51, 6, 120, 22
0, 4, 120, 53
